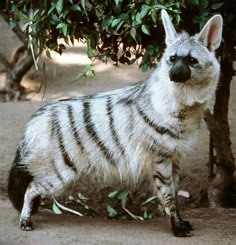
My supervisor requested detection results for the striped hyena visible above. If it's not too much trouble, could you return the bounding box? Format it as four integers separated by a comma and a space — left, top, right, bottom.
8, 10, 222, 236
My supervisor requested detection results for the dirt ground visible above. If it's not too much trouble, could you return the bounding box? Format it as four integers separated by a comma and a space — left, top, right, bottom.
0, 16, 236, 245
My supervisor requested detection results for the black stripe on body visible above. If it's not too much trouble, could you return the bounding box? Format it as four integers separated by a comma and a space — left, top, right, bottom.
154, 151, 173, 165
45, 180, 54, 188
38, 182, 50, 193
67, 105, 85, 153
106, 96, 125, 155
137, 106, 179, 139
31, 104, 50, 119
52, 110, 77, 173
83, 100, 116, 165
50, 160, 65, 184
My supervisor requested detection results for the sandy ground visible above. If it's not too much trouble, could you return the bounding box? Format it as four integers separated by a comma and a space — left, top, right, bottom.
0, 16, 236, 244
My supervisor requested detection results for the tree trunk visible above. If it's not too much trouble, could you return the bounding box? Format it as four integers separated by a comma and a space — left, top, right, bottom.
204, 0, 236, 207
204, 67, 235, 206
4, 48, 34, 101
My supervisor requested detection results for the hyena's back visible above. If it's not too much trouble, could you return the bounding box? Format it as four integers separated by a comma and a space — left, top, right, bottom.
8, 82, 153, 213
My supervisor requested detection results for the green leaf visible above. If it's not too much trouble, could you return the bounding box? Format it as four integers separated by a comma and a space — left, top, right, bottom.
118, 13, 129, 20
48, 4, 56, 15
56, 0, 63, 14
100, 55, 108, 63
135, 12, 142, 24
140, 63, 148, 72
23, 21, 31, 30
108, 191, 119, 199
117, 191, 129, 200
115, 20, 124, 31
191, 0, 199, 6
140, 5, 151, 18
9, 19, 16, 29
70, 4, 82, 11
46, 50, 52, 59
199, 1, 208, 9
102, 16, 114, 27
62, 24, 68, 36
56, 23, 65, 29
176, 14, 181, 24
111, 18, 122, 28
85, 70, 95, 78
52, 15, 59, 23
211, 2, 224, 10
52, 202, 62, 215
143, 210, 152, 219
118, 215, 127, 220
87, 47, 95, 58
53, 198, 83, 216
114, 0, 120, 6
130, 28, 137, 41
150, 9, 157, 23
11, 3, 16, 12
128, 58, 136, 65
153, 4, 166, 10
56, 23, 68, 36
106, 205, 117, 217
81, 0, 86, 11
84, 65, 95, 78
141, 24, 151, 35
33, 9, 40, 18
144, 210, 148, 219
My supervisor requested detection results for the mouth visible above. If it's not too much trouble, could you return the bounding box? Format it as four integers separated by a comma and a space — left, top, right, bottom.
174, 78, 207, 87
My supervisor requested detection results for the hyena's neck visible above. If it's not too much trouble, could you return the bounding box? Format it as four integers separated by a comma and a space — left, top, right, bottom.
148, 64, 216, 111
146, 67, 208, 126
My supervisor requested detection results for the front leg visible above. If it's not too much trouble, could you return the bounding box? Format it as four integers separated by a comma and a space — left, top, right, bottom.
153, 160, 192, 237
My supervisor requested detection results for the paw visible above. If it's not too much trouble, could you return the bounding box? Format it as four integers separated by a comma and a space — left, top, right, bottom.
20, 219, 33, 231
171, 219, 193, 237
179, 220, 193, 231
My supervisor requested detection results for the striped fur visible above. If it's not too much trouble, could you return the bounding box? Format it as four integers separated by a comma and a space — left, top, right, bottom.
8, 10, 223, 236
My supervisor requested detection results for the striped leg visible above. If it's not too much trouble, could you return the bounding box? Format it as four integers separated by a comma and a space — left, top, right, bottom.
20, 182, 40, 230
153, 160, 192, 237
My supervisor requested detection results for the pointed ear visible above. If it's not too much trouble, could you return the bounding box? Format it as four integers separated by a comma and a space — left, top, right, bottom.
161, 10, 178, 45
198, 15, 223, 51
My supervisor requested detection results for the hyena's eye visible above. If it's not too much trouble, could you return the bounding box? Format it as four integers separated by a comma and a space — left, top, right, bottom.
189, 56, 198, 65
169, 55, 177, 63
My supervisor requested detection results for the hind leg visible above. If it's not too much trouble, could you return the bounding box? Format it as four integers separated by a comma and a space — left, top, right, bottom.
20, 169, 76, 231
20, 182, 40, 230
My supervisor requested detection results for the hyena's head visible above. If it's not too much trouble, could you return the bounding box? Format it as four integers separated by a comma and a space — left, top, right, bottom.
160, 10, 223, 87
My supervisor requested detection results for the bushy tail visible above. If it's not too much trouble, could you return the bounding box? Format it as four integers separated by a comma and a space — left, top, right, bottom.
7, 148, 40, 213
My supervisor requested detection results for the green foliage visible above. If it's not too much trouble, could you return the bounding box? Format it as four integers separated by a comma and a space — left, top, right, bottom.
106, 190, 153, 220
107, 190, 129, 219
7, 0, 234, 70
106, 205, 118, 218
52, 202, 62, 215
8, 0, 186, 71
52, 197, 84, 216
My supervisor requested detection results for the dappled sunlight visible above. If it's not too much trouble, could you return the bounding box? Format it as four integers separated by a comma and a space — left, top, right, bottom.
27, 60, 150, 101
41, 41, 114, 73
0, 39, 150, 102
25, 41, 150, 102
47, 50, 91, 66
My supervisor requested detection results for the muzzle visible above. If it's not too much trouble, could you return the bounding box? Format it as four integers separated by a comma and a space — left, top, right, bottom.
169, 60, 191, 83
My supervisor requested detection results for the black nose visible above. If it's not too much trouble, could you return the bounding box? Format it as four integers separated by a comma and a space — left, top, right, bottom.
169, 60, 191, 83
